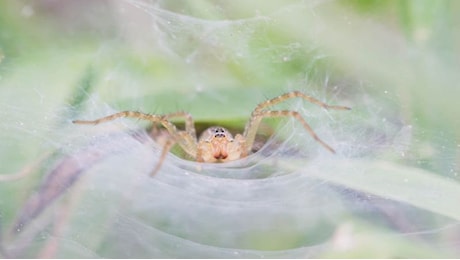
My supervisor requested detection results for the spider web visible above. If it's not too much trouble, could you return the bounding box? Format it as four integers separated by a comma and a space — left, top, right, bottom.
0, 0, 459, 258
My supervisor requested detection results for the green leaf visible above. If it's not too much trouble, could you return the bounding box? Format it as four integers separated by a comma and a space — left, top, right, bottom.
291, 159, 460, 221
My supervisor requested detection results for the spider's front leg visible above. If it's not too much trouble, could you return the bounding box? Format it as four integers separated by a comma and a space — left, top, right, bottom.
73, 111, 200, 175
158, 111, 197, 142
242, 91, 350, 154
151, 111, 199, 160
148, 112, 200, 175
248, 110, 336, 153
150, 137, 176, 176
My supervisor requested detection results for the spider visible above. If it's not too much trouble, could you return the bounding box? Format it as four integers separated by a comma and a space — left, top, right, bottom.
73, 91, 350, 176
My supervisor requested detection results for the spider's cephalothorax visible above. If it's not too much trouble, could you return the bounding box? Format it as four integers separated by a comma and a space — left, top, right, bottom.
196, 127, 246, 163
73, 91, 350, 176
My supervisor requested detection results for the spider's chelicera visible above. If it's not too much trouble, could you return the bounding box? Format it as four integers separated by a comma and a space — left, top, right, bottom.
73, 91, 350, 176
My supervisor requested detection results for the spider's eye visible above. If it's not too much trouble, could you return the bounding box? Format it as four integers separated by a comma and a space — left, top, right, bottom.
213, 127, 224, 133
212, 127, 227, 138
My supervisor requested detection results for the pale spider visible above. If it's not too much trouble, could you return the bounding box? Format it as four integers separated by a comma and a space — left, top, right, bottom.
73, 91, 350, 175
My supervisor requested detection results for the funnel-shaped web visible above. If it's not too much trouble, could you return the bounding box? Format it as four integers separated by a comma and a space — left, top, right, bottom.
2, 0, 459, 258
5, 93, 458, 258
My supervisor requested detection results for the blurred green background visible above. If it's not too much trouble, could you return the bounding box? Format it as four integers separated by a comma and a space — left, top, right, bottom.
0, 0, 459, 258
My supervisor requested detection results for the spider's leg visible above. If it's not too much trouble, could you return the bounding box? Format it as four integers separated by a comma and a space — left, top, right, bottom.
73, 111, 198, 158
73, 111, 163, 125
161, 111, 197, 141
150, 138, 176, 176
149, 111, 198, 157
235, 134, 248, 158
0, 152, 50, 182
244, 110, 336, 154
250, 91, 350, 116
243, 91, 349, 153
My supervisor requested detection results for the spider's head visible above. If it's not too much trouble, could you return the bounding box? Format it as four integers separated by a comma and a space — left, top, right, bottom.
197, 126, 243, 162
